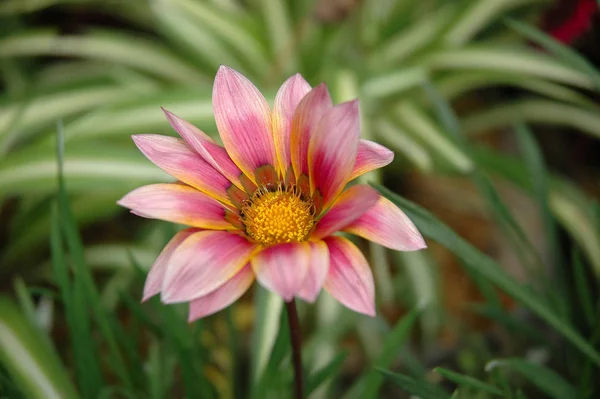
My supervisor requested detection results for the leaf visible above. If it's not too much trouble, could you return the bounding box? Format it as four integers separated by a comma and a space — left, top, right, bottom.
435, 367, 503, 396
251, 286, 284, 384
0, 31, 204, 83
462, 100, 600, 141
0, 145, 169, 195
505, 18, 600, 91
443, 0, 543, 46
256, 0, 297, 73
305, 351, 348, 396
54, 122, 133, 390
395, 102, 473, 172
374, 184, 600, 366
362, 67, 428, 100
375, 368, 450, 399
344, 307, 422, 398
167, 0, 269, 75
486, 359, 577, 399
0, 297, 78, 399
425, 47, 594, 89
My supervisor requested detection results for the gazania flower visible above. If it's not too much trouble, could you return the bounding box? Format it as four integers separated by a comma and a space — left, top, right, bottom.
118, 66, 425, 321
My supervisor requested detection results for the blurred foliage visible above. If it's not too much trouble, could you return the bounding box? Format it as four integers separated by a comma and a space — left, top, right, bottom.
0, 0, 599, 398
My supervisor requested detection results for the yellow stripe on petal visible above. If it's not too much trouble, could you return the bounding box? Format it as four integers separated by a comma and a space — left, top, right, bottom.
132, 134, 235, 207
272, 74, 311, 177
118, 183, 238, 230
213, 66, 276, 185
344, 196, 426, 251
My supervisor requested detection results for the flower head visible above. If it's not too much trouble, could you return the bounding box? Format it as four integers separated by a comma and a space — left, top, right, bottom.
118, 66, 426, 320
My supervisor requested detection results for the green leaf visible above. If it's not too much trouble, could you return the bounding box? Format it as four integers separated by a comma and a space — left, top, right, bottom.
251, 286, 284, 383
345, 307, 422, 398
505, 18, 600, 91
257, 0, 296, 73
436, 72, 597, 108
361, 67, 428, 100
443, 0, 545, 46
50, 202, 103, 398
152, 1, 240, 72
462, 100, 600, 141
305, 351, 348, 396
376, 368, 450, 399
0, 85, 155, 146
374, 184, 600, 366
168, 0, 269, 76
425, 47, 595, 89
486, 359, 577, 399
0, 31, 204, 83
435, 367, 503, 396
0, 145, 169, 195
54, 123, 133, 390
395, 102, 473, 172
370, 5, 455, 68
0, 298, 79, 399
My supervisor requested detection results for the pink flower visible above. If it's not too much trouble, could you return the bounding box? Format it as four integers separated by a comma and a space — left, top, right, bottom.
118, 66, 426, 320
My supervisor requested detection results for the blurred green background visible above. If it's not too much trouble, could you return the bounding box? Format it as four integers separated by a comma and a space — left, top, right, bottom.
1, 0, 600, 398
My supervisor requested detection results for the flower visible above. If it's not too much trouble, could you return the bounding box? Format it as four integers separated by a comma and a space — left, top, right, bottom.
118, 66, 426, 320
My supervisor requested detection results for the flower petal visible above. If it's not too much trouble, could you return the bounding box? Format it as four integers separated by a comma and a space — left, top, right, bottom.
312, 185, 379, 239
252, 242, 311, 302
290, 84, 333, 178
308, 100, 360, 209
132, 134, 233, 207
272, 74, 312, 176
161, 231, 256, 303
323, 236, 375, 316
213, 65, 276, 183
142, 228, 198, 301
118, 183, 234, 230
188, 263, 254, 321
349, 139, 394, 181
344, 196, 426, 251
162, 108, 244, 189
296, 241, 329, 302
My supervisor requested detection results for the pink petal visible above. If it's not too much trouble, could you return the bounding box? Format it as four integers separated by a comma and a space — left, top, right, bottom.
290, 84, 333, 179
296, 241, 329, 302
308, 100, 361, 209
312, 185, 379, 239
142, 228, 198, 301
272, 74, 312, 176
188, 263, 254, 321
349, 140, 394, 181
344, 196, 426, 251
213, 66, 276, 183
162, 108, 244, 189
132, 134, 233, 207
323, 236, 375, 317
118, 183, 234, 230
252, 242, 311, 302
161, 231, 256, 303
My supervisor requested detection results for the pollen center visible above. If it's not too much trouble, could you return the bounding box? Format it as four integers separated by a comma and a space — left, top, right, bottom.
241, 185, 315, 247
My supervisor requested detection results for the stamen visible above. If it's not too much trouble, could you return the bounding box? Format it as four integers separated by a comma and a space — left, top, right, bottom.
241, 182, 315, 247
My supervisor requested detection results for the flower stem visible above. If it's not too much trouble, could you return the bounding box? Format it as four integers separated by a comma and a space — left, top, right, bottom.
285, 299, 303, 399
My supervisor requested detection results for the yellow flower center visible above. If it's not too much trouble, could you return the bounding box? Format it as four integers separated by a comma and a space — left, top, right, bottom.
241, 185, 315, 247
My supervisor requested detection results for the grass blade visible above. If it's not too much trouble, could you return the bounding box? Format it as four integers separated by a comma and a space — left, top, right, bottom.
0, 297, 78, 399
0, 31, 204, 83
305, 351, 348, 396
505, 18, 600, 91
486, 358, 577, 399
374, 184, 600, 367
435, 367, 503, 396
376, 368, 450, 399
55, 122, 133, 390
344, 307, 422, 398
